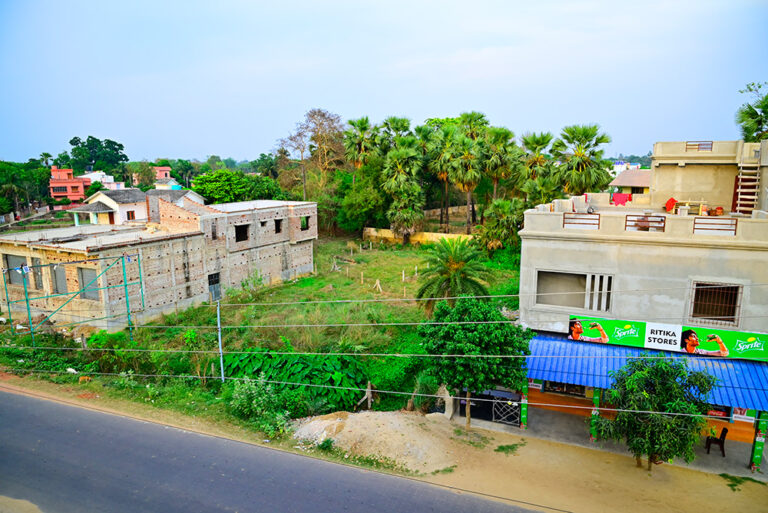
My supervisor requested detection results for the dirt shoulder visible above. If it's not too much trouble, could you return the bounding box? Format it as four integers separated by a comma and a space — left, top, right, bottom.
2, 374, 766, 513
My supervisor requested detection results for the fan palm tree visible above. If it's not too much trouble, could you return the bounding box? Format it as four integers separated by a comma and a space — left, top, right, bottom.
550, 124, 612, 195
382, 147, 421, 195
343, 117, 374, 186
449, 135, 482, 234
521, 132, 554, 178
39, 152, 52, 167
458, 111, 489, 140
473, 198, 526, 253
480, 127, 518, 200
416, 237, 491, 315
427, 125, 459, 232
736, 91, 768, 142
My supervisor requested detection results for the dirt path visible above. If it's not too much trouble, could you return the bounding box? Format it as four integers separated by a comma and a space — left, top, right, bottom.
295, 411, 767, 513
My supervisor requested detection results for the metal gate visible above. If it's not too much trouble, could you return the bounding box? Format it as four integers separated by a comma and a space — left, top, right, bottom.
492, 399, 521, 427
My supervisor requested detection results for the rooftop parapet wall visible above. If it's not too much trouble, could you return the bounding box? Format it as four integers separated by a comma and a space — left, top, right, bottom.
652, 141, 761, 165
520, 209, 768, 248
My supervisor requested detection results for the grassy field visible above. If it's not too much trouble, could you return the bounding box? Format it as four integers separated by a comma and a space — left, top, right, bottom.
142, 238, 520, 355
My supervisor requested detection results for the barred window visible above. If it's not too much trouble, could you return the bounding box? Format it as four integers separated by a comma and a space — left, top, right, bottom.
690, 282, 741, 326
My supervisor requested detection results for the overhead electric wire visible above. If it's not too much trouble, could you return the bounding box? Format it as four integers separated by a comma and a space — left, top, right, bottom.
0, 366, 751, 420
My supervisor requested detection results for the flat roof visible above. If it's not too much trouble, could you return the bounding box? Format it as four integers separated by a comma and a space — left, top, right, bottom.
609, 169, 652, 188
210, 200, 315, 213
0, 224, 199, 253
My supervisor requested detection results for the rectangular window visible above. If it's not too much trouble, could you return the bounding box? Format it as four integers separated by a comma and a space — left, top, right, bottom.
260, 221, 267, 228
4, 255, 27, 286
211, 222, 217, 240
71, 186, 79, 193
690, 282, 741, 326
235, 224, 249, 242
126, 210, 135, 221
300, 216, 310, 231
52, 265, 67, 294
535, 271, 612, 311
543, 381, 586, 397
275, 219, 283, 233
52, 187, 68, 193
32, 258, 42, 290
78, 268, 99, 300
208, 272, 221, 301
630, 187, 645, 194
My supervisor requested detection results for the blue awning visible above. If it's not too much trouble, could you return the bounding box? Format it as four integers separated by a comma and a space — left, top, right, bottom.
527, 334, 768, 411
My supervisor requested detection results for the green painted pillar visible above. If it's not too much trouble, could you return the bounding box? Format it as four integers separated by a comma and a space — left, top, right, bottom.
590, 389, 601, 442
750, 411, 767, 472
520, 380, 528, 430
73, 213, 80, 226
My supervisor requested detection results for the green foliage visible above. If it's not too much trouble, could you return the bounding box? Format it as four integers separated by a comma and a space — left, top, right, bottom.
495, 440, 526, 455
416, 237, 491, 315
473, 198, 525, 254
85, 181, 106, 197
551, 124, 612, 195
224, 343, 367, 412
719, 473, 766, 492
317, 438, 335, 451
419, 298, 533, 426
228, 375, 312, 437
192, 169, 287, 204
594, 355, 716, 471
736, 82, 768, 142
66, 136, 129, 172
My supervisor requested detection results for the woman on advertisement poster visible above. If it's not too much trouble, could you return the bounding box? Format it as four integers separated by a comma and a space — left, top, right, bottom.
568, 319, 609, 343
680, 330, 729, 356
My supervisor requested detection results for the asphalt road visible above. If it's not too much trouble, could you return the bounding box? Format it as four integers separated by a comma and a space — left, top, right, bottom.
0, 390, 535, 513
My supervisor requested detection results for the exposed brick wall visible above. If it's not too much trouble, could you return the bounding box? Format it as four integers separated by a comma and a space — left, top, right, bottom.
158, 198, 200, 231
182, 197, 221, 215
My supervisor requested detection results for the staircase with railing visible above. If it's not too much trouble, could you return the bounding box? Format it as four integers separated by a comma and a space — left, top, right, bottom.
734, 159, 761, 215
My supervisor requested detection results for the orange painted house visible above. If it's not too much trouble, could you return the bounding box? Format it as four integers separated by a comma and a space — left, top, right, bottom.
49, 166, 91, 201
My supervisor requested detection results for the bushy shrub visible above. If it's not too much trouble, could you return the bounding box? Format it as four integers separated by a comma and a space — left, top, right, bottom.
229, 375, 312, 438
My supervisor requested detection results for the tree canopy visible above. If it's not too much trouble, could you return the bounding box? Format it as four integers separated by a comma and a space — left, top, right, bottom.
594, 355, 716, 471
736, 82, 768, 142
419, 298, 533, 428
192, 169, 287, 204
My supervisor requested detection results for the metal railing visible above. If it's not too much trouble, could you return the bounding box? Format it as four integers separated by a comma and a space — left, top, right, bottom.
625, 214, 666, 232
693, 217, 738, 236
562, 212, 600, 230
685, 141, 713, 151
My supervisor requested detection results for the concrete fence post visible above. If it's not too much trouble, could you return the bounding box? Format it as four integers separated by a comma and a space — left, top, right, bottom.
217, 300, 225, 383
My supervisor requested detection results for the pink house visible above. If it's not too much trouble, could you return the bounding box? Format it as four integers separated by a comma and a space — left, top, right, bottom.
49, 166, 91, 201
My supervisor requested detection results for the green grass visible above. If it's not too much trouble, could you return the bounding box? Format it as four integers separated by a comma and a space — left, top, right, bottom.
495, 440, 527, 455
431, 465, 456, 474
451, 427, 492, 449
719, 473, 767, 492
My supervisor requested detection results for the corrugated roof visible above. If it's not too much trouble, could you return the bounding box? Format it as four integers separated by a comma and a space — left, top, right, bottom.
609, 169, 652, 188
527, 334, 768, 410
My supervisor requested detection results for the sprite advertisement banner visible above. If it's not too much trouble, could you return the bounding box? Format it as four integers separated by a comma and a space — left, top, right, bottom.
568, 315, 768, 362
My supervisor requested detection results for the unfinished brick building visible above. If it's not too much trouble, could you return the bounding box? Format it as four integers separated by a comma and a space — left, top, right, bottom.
0, 199, 317, 330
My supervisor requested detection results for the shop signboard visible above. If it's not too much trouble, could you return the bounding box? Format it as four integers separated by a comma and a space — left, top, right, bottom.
567, 315, 768, 362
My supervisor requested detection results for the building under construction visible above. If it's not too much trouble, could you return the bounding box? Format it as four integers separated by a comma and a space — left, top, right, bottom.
0, 198, 317, 330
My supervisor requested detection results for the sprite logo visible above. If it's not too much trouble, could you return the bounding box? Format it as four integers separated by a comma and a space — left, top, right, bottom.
734, 337, 765, 354
613, 324, 639, 340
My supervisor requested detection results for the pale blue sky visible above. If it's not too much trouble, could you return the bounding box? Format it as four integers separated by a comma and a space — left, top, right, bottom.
1, 0, 766, 162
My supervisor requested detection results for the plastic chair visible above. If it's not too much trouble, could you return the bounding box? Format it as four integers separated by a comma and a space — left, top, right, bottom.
706, 428, 728, 457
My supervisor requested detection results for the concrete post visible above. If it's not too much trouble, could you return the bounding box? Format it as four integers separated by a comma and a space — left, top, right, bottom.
73, 213, 80, 226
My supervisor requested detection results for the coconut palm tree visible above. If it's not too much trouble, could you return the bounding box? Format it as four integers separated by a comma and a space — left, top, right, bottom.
550, 124, 612, 195
449, 135, 482, 234
343, 117, 374, 186
416, 237, 491, 315
480, 127, 518, 200
427, 125, 459, 232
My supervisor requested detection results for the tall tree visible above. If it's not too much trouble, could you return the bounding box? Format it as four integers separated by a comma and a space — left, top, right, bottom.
427, 125, 459, 232
416, 237, 491, 315
551, 124, 612, 195
594, 356, 715, 472
473, 198, 526, 253
39, 152, 52, 167
449, 135, 482, 234
280, 125, 309, 200
304, 108, 346, 189
343, 116, 375, 186
172, 159, 196, 188
480, 127, 518, 200
458, 111, 489, 141
382, 147, 421, 194
736, 82, 768, 142
419, 298, 532, 428
521, 132, 554, 175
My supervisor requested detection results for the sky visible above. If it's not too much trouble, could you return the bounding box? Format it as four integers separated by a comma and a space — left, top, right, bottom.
1, 0, 766, 163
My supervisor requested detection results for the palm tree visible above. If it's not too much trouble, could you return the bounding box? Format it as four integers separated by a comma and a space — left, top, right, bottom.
378, 116, 411, 155
480, 127, 517, 200
387, 181, 424, 244
521, 132, 554, 178
458, 111, 489, 140
736, 90, 768, 142
474, 198, 525, 253
382, 147, 421, 195
550, 124, 612, 195
39, 152, 52, 167
343, 117, 374, 186
416, 237, 491, 315
449, 135, 482, 234
427, 125, 459, 232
